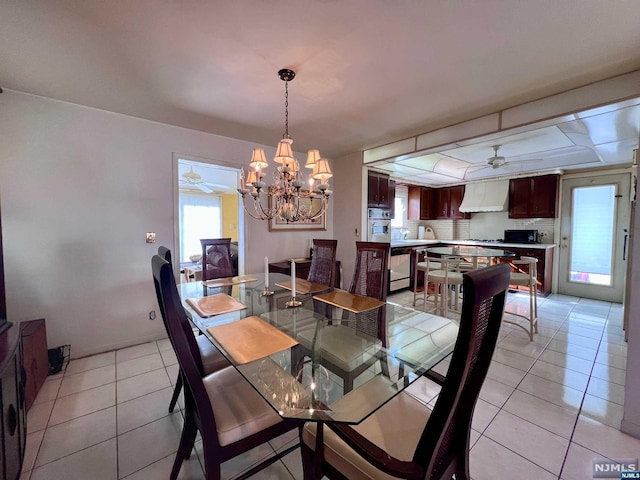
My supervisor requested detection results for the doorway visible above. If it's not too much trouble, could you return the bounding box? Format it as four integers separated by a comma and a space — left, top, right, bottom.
557, 173, 631, 302
173, 154, 245, 278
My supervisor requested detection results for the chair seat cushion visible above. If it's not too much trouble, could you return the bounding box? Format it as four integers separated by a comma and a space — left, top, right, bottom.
416, 261, 441, 271
297, 324, 381, 372
509, 272, 535, 286
196, 334, 229, 374
302, 386, 431, 480
427, 270, 463, 284
203, 364, 284, 447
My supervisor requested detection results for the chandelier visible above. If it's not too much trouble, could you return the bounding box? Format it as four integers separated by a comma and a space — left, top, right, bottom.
237, 69, 332, 223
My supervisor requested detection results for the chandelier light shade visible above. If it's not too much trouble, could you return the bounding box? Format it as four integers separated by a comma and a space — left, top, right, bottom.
238, 68, 331, 223
305, 149, 321, 169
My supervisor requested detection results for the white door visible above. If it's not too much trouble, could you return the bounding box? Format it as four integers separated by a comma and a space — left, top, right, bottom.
557, 173, 631, 302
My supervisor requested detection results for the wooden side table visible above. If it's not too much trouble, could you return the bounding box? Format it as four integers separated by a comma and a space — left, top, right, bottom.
269, 259, 312, 279
269, 259, 342, 288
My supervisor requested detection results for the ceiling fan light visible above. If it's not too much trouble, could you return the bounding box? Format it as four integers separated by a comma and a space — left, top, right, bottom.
182, 166, 201, 181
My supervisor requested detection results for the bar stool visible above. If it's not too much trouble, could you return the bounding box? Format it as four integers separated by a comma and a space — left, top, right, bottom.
422, 256, 465, 316
504, 256, 538, 341
412, 249, 441, 309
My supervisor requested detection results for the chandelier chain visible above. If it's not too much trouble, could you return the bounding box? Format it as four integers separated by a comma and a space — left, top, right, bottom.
284, 79, 289, 139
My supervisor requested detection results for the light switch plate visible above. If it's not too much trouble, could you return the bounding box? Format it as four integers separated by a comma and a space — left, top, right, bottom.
146, 232, 156, 243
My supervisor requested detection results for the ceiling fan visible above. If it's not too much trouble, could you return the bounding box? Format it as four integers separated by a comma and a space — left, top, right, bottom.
179, 166, 229, 193
469, 145, 543, 171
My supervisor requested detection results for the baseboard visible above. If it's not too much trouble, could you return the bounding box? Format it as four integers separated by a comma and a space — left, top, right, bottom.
620, 417, 640, 440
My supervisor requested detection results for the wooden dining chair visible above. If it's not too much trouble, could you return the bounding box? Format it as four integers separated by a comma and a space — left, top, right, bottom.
200, 238, 235, 282
152, 254, 301, 480
299, 263, 510, 480
296, 241, 391, 394
155, 247, 228, 413
307, 239, 338, 287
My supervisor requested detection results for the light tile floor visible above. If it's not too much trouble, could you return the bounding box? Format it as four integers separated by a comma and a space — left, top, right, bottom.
21, 291, 636, 479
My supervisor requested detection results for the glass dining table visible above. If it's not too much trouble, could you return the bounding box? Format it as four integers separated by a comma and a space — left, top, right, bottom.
179, 273, 459, 425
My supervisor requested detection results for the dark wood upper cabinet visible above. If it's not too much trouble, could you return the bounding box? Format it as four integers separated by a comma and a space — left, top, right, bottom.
509, 174, 559, 218
368, 171, 392, 208
435, 185, 468, 219
420, 187, 435, 220
408, 186, 421, 220
408, 186, 435, 220
388, 179, 396, 217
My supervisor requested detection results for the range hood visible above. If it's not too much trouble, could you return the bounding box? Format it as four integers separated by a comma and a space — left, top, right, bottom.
459, 180, 509, 212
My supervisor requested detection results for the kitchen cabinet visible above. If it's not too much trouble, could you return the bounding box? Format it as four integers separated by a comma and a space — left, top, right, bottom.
509, 174, 559, 218
408, 186, 435, 220
388, 179, 396, 217
435, 185, 469, 219
420, 187, 435, 219
368, 172, 392, 208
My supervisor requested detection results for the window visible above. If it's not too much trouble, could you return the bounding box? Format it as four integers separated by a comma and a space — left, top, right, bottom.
391, 194, 406, 228
569, 185, 615, 286
179, 192, 222, 262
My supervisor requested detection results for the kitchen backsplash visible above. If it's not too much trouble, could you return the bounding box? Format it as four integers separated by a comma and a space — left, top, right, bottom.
393, 185, 556, 243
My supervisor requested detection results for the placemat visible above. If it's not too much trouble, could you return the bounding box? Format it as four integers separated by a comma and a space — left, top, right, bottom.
186, 293, 247, 317
312, 290, 386, 314
202, 275, 257, 288
275, 279, 329, 295
207, 316, 298, 365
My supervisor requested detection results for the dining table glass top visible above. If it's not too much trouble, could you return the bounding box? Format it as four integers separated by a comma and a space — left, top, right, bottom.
179, 273, 458, 424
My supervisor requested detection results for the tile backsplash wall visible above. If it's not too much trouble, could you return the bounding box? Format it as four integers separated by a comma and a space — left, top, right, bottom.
394, 184, 556, 243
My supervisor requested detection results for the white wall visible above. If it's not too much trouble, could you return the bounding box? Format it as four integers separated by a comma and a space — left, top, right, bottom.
0, 91, 332, 357
332, 151, 366, 289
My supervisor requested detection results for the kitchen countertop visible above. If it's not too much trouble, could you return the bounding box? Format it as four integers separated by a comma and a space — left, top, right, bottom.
390, 239, 556, 250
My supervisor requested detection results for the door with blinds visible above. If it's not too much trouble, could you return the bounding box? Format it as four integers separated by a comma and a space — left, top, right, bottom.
557, 173, 631, 302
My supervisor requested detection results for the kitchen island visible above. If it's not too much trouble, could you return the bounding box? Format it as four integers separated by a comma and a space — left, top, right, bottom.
392, 239, 555, 296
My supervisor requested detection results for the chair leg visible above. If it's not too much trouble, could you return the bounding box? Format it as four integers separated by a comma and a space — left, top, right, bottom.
300, 430, 319, 480
169, 373, 183, 413
343, 376, 354, 394
170, 410, 199, 480
533, 285, 539, 333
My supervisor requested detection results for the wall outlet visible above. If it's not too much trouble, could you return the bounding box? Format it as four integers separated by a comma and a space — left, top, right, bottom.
146, 232, 156, 243
149, 310, 156, 320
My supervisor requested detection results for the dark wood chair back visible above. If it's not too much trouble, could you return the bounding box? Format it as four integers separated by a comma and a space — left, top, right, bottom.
153, 254, 300, 479
311, 263, 510, 479
417, 263, 510, 478
349, 241, 390, 302
154, 246, 172, 328
347, 242, 391, 347
152, 255, 206, 377
307, 239, 337, 286
200, 238, 234, 281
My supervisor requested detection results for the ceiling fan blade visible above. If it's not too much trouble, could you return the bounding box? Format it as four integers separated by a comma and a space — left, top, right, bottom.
466, 164, 491, 171
196, 183, 214, 193
202, 182, 231, 189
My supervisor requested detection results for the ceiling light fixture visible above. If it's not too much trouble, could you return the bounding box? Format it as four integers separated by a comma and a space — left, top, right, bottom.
238, 69, 331, 223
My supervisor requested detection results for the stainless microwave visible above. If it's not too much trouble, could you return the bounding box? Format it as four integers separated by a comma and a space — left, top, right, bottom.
504, 229, 538, 244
